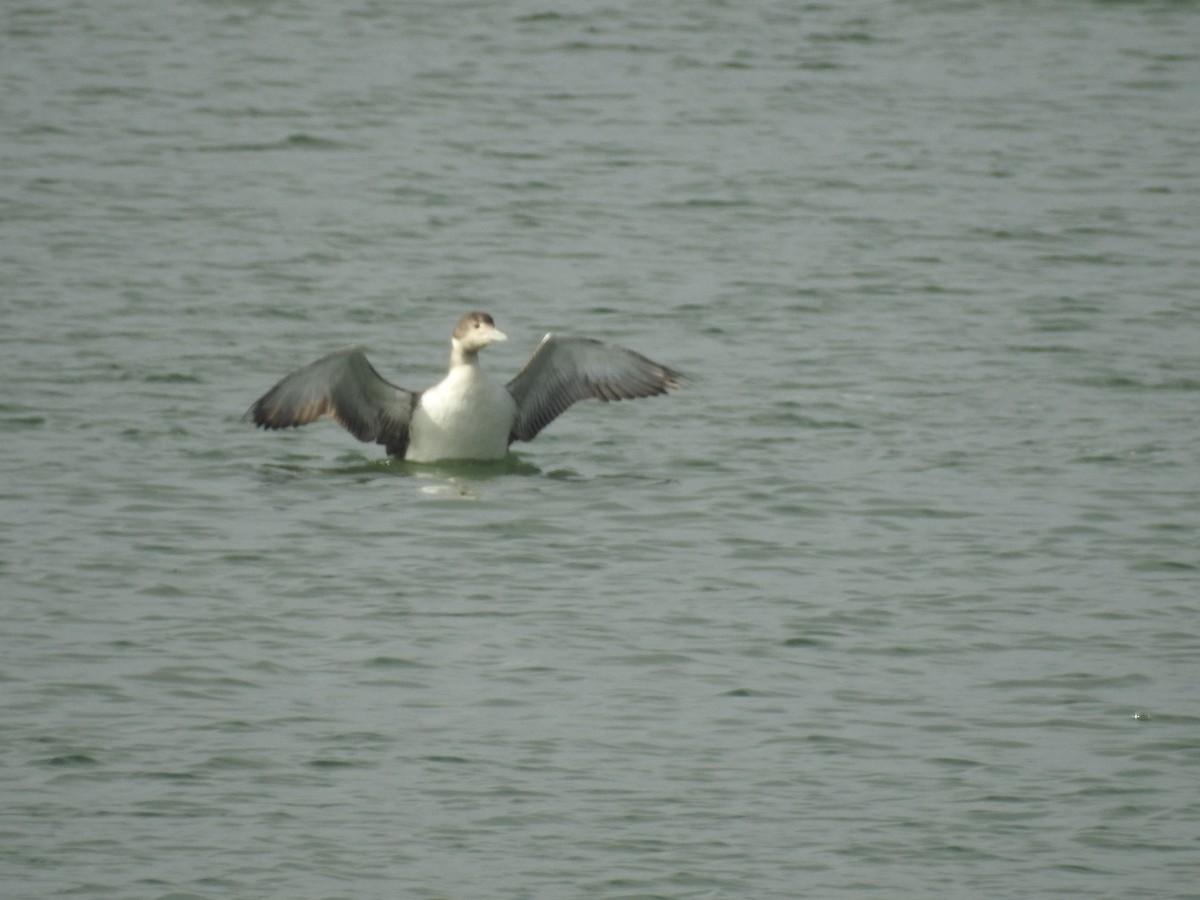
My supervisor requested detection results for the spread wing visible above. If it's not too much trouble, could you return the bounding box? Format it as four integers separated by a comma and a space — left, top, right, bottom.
246, 347, 417, 457
506, 334, 683, 443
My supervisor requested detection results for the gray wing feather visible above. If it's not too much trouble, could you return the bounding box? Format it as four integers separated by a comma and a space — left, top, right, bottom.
246, 347, 417, 457
506, 334, 683, 443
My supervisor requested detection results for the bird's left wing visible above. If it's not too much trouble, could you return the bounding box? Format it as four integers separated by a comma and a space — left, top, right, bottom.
505, 334, 683, 443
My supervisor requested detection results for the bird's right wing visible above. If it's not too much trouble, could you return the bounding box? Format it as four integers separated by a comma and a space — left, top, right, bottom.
245, 347, 417, 457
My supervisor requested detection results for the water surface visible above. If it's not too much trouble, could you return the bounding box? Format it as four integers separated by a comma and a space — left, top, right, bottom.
3, 2, 1199, 897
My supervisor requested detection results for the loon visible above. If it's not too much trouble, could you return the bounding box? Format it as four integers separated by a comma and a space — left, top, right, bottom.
246, 311, 683, 462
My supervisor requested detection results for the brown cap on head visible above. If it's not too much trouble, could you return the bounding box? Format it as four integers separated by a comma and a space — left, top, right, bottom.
451, 311, 507, 354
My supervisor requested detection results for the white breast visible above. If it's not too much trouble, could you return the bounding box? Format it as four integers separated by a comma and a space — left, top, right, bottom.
406, 365, 517, 462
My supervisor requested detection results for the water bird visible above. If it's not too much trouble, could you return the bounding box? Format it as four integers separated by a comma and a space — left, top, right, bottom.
246, 311, 683, 462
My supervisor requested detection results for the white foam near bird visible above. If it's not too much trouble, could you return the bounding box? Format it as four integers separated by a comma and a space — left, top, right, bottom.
246, 311, 683, 463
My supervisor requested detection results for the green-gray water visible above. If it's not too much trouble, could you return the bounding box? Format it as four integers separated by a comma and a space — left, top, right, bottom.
3, 2, 1199, 897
